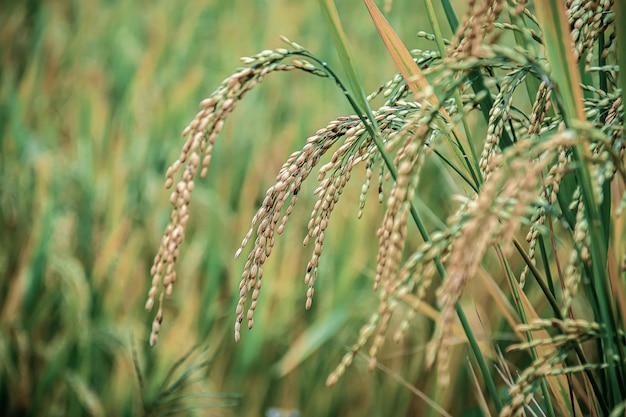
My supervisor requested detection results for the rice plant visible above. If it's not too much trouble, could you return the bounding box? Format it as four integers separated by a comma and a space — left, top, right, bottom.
148, 0, 626, 415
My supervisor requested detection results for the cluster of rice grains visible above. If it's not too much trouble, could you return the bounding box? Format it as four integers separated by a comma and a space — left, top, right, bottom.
234, 100, 435, 343
145, 36, 430, 346
234, 114, 367, 341
146, 39, 330, 346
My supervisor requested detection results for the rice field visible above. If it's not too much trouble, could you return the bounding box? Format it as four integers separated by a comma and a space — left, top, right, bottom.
1, 1, 625, 416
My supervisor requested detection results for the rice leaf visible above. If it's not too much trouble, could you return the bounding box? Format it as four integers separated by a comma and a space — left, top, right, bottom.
273, 306, 349, 377
363, 0, 439, 109
317, 0, 371, 117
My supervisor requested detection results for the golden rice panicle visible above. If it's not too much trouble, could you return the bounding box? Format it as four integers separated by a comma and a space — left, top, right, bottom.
392, 306, 415, 344
147, 68, 259, 343
448, 0, 505, 57
605, 96, 623, 127
233, 117, 352, 341
366, 301, 394, 371
374, 145, 421, 289
545, 146, 569, 205
429, 140, 553, 385
427, 167, 501, 385
303, 107, 411, 310
357, 159, 376, 219
522, 114, 564, 290
568, 0, 613, 69
495, 153, 553, 257
393, 230, 454, 343
327, 117, 427, 385
513, 318, 602, 345
309, 104, 419, 288
528, 82, 552, 137
148, 44, 328, 345
372, 106, 431, 290
368, 143, 425, 366
147, 149, 200, 346
304, 116, 365, 309
601, 25, 616, 61
358, 112, 403, 218
149, 293, 164, 347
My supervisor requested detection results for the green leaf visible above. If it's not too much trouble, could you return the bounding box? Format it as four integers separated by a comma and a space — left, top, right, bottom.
273, 306, 350, 377
363, 0, 439, 107
317, 0, 371, 117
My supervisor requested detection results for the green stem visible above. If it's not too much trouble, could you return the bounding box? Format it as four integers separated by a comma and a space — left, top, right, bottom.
455, 304, 504, 412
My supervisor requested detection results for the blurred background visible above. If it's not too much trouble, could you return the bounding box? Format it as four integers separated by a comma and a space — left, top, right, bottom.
0, 1, 487, 416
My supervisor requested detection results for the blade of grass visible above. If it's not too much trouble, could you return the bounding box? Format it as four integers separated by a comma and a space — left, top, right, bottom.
318, 0, 371, 117
438, 0, 458, 30
467, 359, 492, 417
363, 0, 478, 189
273, 306, 350, 377
363, 0, 439, 107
